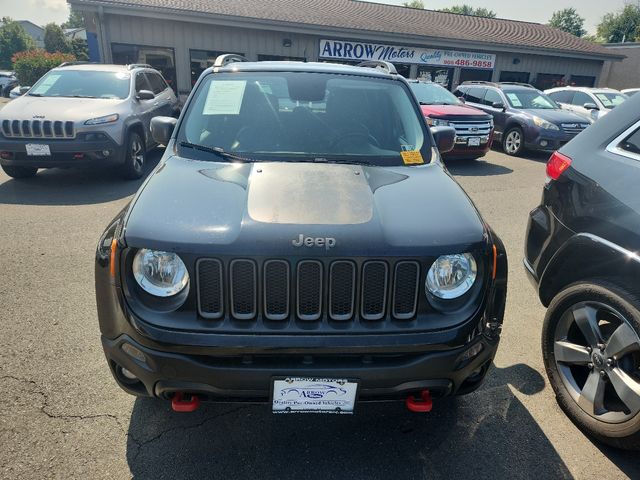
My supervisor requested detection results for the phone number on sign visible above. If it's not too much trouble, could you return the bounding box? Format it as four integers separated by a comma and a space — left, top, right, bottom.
443, 59, 494, 68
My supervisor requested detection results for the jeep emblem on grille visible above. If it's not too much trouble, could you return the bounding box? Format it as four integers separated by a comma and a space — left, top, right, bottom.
292, 234, 336, 250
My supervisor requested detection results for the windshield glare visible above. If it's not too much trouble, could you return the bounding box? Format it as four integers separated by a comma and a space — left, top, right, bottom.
595, 92, 627, 108
410, 82, 460, 106
180, 72, 429, 166
503, 90, 557, 109
29, 70, 131, 99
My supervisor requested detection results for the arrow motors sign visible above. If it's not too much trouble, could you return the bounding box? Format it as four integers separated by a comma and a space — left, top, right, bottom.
319, 39, 496, 69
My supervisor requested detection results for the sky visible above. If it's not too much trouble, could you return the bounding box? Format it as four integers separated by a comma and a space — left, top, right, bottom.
1, 0, 632, 33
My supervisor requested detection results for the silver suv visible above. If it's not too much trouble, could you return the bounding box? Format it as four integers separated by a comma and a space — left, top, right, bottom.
0, 63, 179, 179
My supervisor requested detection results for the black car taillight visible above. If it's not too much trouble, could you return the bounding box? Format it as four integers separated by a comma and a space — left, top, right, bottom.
546, 151, 572, 180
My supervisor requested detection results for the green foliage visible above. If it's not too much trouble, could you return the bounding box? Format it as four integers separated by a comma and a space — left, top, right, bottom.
44, 23, 71, 54
440, 5, 496, 18
549, 8, 586, 37
12, 49, 75, 86
70, 38, 88, 61
403, 0, 425, 8
0, 17, 35, 69
62, 10, 84, 29
598, 5, 640, 43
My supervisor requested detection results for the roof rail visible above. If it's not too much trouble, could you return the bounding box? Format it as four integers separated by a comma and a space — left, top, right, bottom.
460, 80, 498, 87
213, 54, 249, 68
58, 61, 91, 68
499, 82, 535, 88
127, 63, 154, 70
357, 60, 398, 75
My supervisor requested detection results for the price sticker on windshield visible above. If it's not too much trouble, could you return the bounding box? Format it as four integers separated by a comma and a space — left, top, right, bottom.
401, 150, 424, 165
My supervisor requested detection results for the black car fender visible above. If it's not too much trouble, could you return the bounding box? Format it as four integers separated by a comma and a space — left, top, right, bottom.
538, 232, 640, 306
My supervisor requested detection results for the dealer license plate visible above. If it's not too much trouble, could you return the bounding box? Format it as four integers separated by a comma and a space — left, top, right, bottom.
25, 144, 51, 156
272, 377, 358, 414
468, 137, 481, 147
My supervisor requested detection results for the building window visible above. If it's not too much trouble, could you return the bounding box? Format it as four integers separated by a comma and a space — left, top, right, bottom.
190, 50, 244, 87
569, 75, 596, 87
534, 73, 565, 90
417, 66, 454, 90
499, 71, 530, 84
459, 68, 493, 85
258, 54, 306, 62
394, 64, 411, 79
112, 43, 176, 93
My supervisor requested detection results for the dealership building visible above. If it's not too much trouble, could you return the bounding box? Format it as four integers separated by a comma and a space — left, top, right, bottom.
70, 0, 622, 99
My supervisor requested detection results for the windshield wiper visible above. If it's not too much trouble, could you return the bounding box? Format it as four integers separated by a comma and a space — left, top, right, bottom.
179, 141, 254, 162
307, 157, 372, 166
28, 93, 43, 97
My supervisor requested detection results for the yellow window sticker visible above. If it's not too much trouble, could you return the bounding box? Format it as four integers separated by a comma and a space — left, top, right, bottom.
401, 150, 424, 165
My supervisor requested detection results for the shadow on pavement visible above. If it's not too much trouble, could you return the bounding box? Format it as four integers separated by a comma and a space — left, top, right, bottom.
444, 158, 513, 177
125, 364, 575, 479
0, 149, 163, 206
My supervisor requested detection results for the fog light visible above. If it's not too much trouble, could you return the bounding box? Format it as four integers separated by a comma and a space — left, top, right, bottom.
121, 367, 138, 381
122, 343, 146, 363
102, 150, 111, 157
540, 140, 548, 147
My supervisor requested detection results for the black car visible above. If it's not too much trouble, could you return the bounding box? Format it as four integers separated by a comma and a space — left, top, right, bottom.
525, 93, 640, 449
96, 56, 507, 414
454, 82, 591, 156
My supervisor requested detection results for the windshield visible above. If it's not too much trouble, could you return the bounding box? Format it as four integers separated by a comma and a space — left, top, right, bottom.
179, 72, 430, 166
28, 70, 131, 99
409, 82, 460, 106
503, 90, 558, 109
595, 92, 627, 109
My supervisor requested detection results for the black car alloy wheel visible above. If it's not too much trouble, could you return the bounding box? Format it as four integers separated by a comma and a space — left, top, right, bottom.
543, 280, 640, 449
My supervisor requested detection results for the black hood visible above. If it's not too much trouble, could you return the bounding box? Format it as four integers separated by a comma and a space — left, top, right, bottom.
124, 155, 486, 257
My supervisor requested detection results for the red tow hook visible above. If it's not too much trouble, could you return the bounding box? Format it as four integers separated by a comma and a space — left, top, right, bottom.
405, 389, 433, 413
171, 392, 200, 412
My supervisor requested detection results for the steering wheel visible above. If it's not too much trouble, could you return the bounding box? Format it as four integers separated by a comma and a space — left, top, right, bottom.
330, 132, 381, 150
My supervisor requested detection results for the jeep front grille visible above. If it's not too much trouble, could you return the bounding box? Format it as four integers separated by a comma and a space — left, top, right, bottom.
1, 119, 75, 139
196, 258, 423, 325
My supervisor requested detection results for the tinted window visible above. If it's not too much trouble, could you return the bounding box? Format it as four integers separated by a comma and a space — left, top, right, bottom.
29, 70, 131, 99
180, 72, 429, 165
465, 87, 486, 103
135, 73, 152, 93
620, 127, 640, 155
146, 72, 168, 94
503, 89, 557, 109
483, 89, 503, 106
572, 91, 593, 107
409, 82, 461, 106
548, 90, 574, 104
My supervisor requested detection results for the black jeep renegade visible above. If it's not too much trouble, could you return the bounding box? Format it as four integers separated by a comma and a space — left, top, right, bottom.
95, 56, 507, 414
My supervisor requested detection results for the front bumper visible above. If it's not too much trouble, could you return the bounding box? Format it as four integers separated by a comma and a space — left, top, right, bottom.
103, 331, 499, 403
0, 134, 123, 168
524, 129, 579, 151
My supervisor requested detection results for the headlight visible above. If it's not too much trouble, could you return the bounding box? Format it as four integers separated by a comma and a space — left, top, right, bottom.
532, 115, 559, 131
426, 253, 477, 299
85, 113, 119, 125
132, 249, 189, 297
426, 117, 450, 127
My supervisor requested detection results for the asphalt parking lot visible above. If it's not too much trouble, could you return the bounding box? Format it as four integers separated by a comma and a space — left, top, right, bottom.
0, 144, 638, 479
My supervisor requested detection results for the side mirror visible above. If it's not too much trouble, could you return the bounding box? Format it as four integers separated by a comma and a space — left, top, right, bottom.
151, 116, 177, 145
583, 102, 599, 110
19, 86, 31, 95
136, 90, 155, 101
458, 97, 466, 104
492, 101, 505, 110
431, 126, 456, 154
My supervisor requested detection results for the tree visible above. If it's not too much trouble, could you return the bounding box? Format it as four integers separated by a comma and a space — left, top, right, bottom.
43, 23, 71, 54
62, 10, 84, 29
12, 50, 75, 86
70, 37, 88, 61
440, 5, 497, 18
403, 0, 425, 8
0, 18, 35, 69
549, 8, 586, 37
597, 5, 640, 43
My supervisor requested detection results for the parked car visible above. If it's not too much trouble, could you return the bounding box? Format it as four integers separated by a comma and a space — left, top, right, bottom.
0, 63, 179, 179
8, 85, 24, 99
0, 70, 18, 98
621, 88, 640, 97
524, 92, 640, 450
407, 80, 494, 160
454, 81, 590, 156
95, 56, 508, 415
546, 87, 628, 122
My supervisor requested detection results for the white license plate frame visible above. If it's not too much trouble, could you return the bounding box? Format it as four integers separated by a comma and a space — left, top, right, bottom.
271, 377, 359, 414
25, 143, 51, 156
467, 137, 481, 147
